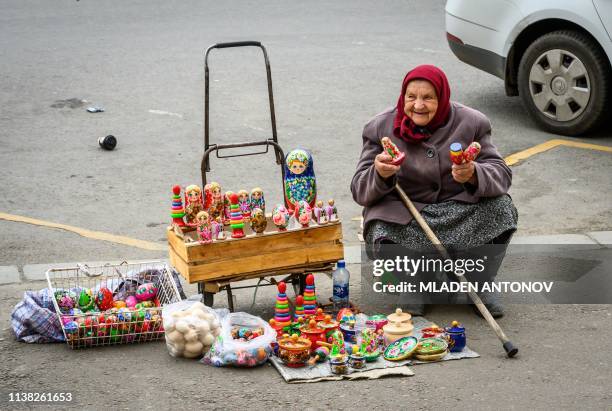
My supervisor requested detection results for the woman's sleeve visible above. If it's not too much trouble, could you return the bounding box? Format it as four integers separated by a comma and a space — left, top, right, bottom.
468, 116, 512, 197
350, 122, 396, 206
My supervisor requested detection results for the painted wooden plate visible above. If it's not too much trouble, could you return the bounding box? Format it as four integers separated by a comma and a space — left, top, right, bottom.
383, 336, 418, 361
415, 350, 448, 362
416, 337, 448, 355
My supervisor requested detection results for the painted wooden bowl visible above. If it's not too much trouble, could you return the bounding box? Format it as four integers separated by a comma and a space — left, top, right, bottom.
277, 334, 312, 368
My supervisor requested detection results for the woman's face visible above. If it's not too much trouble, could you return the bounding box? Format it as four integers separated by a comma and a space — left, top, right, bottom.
404, 80, 438, 126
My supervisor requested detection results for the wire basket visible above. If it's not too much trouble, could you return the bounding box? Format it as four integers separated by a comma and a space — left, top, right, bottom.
46, 261, 182, 349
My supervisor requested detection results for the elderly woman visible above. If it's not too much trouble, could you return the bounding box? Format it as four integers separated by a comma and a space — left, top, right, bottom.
351, 65, 517, 317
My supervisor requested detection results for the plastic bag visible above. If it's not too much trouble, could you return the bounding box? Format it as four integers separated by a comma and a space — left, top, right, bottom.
202, 312, 275, 367
162, 299, 226, 359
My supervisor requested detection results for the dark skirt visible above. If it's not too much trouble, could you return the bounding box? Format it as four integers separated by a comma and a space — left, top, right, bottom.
365, 194, 518, 249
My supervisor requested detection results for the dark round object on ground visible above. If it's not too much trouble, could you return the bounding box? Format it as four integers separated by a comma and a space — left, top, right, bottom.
98, 135, 117, 150
518, 30, 611, 136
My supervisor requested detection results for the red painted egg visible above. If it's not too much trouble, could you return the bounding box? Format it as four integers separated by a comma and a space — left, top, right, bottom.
95, 288, 114, 311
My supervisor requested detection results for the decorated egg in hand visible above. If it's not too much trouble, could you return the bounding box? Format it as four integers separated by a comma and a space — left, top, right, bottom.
55, 290, 77, 312
125, 295, 138, 309
135, 283, 158, 301
95, 288, 114, 311
77, 289, 96, 312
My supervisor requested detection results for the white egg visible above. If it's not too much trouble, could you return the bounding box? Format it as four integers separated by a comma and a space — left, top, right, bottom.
196, 321, 210, 334
166, 330, 184, 344
201, 333, 214, 346
184, 330, 199, 343
185, 341, 204, 356
175, 320, 189, 334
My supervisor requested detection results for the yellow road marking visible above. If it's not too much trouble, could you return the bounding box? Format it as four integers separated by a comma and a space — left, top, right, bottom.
504, 138, 612, 166
0, 212, 165, 251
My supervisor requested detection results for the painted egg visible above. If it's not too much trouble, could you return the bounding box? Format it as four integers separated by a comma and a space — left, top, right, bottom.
54, 290, 77, 312
77, 289, 96, 312
272, 204, 289, 230
95, 288, 114, 311
117, 308, 132, 322
61, 315, 73, 326
125, 295, 138, 309
64, 321, 79, 335
135, 301, 154, 310
135, 283, 158, 301
113, 300, 127, 309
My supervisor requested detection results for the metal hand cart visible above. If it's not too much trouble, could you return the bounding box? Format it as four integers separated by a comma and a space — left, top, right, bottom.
167, 41, 344, 310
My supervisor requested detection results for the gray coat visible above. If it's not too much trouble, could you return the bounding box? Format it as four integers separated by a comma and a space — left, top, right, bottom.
351, 102, 512, 230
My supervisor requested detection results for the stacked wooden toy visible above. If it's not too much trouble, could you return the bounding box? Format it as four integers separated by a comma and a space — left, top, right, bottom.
303, 274, 317, 315
294, 295, 305, 320
274, 282, 291, 327
229, 193, 245, 238
170, 185, 186, 226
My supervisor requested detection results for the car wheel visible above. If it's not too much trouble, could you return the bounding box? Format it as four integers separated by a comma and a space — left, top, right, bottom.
518, 30, 611, 135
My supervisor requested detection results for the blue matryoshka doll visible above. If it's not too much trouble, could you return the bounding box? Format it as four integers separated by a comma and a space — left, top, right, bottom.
283, 148, 316, 213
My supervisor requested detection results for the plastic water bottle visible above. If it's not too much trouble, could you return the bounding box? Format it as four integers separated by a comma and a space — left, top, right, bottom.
332, 260, 350, 311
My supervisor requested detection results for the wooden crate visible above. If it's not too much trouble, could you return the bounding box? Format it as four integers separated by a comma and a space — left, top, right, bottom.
167, 218, 344, 284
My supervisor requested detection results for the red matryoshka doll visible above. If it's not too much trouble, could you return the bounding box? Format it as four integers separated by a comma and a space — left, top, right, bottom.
205, 182, 224, 221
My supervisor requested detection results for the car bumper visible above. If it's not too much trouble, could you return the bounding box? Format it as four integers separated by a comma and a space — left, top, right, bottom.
447, 33, 506, 80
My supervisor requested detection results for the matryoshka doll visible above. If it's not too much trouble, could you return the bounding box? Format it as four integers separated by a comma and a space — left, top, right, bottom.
195, 211, 213, 244
325, 199, 338, 222
237, 189, 251, 220
205, 182, 224, 221
272, 204, 289, 231
313, 200, 327, 225
184, 184, 204, 225
283, 148, 316, 213
250, 187, 265, 214
223, 191, 234, 224
213, 216, 226, 240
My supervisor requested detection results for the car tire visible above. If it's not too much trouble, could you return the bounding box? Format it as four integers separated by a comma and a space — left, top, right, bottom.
518, 30, 611, 136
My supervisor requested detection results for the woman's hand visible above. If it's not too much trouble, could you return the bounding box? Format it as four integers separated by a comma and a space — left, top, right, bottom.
452, 162, 477, 185
375, 152, 400, 179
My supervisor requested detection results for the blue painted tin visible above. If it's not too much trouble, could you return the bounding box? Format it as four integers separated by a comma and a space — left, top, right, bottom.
445, 321, 466, 352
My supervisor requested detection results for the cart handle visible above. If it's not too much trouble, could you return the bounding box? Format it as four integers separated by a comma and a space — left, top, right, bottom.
201, 139, 285, 188
204, 41, 281, 165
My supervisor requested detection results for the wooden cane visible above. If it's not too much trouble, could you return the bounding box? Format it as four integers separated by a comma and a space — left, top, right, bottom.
394, 183, 518, 358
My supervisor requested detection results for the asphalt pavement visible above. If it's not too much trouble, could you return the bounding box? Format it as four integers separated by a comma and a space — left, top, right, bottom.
0, 1, 611, 409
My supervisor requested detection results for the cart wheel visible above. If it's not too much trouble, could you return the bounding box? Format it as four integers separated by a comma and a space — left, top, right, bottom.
203, 292, 214, 307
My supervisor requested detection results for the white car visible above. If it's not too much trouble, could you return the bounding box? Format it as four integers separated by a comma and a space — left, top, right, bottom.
446, 0, 612, 135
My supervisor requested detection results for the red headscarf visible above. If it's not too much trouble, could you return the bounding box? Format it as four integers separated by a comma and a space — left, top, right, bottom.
393, 65, 451, 143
